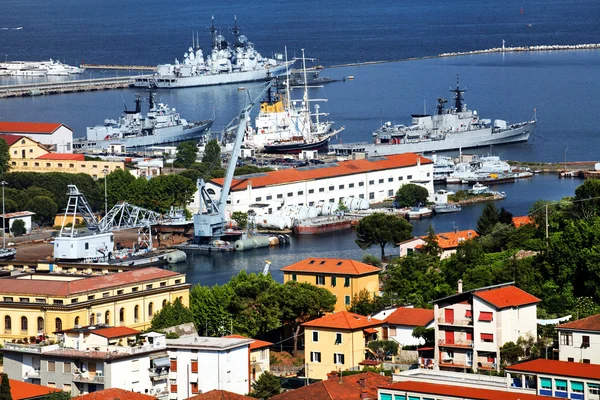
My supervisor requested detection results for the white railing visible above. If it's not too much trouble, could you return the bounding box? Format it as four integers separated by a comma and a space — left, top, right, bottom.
4, 343, 60, 353
437, 317, 473, 326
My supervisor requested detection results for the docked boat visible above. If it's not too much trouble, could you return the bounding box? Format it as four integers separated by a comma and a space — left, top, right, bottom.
0, 60, 84, 76
0, 247, 16, 261
74, 91, 213, 151
405, 207, 433, 220
329, 77, 536, 156
432, 203, 462, 214
133, 17, 294, 89
293, 216, 353, 235
469, 182, 489, 194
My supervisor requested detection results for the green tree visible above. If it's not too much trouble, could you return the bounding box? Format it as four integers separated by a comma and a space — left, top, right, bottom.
476, 202, 500, 236
421, 225, 441, 257
174, 141, 198, 169
131, 175, 196, 213
367, 340, 399, 360
573, 178, 600, 218
150, 298, 194, 330
42, 392, 70, 400
355, 212, 413, 259
273, 281, 336, 356
249, 371, 280, 399
26, 196, 58, 227
347, 289, 378, 315
189, 284, 233, 337
500, 341, 524, 366
395, 184, 429, 207
0, 373, 11, 400
499, 207, 514, 225
362, 254, 382, 267
412, 327, 435, 346
102, 169, 136, 209
10, 219, 26, 237
231, 211, 248, 230
335, 200, 349, 213
0, 139, 10, 175
202, 139, 221, 167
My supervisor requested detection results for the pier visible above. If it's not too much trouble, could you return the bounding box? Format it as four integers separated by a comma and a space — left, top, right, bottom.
0, 76, 149, 98
80, 63, 156, 71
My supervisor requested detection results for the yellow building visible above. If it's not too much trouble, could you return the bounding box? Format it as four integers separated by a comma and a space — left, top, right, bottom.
0, 267, 190, 343
302, 311, 383, 380
1, 134, 123, 179
281, 258, 381, 312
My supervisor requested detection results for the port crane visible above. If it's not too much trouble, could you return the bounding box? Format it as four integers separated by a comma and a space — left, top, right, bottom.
193, 80, 274, 243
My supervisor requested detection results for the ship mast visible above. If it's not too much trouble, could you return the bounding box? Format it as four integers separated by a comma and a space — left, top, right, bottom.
208, 16, 218, 50
230, 15, 243, 47
301, 48, 311, 141
450, 74, 466, 112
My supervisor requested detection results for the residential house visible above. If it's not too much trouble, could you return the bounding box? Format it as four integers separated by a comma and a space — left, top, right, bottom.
556, 313, 600, 364
433, 281, 539, 372
166, 336, 253, 400
186, 390, 254, 400
281, 258, 381, 312
72, 388, 157, 400
302, 311, 383, 380
0, 267, 190, 342
380, 307, 434, 347
272, 371, 391, 400
398, 230, 478, 259
224, 334, 272, 386
7, 379, 61, 400
0, 211, 35, 235
3, 328, 169, 398
0, 122, 73, 153
513, 216, 534, 228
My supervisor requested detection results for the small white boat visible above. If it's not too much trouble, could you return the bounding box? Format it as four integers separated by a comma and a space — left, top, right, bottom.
433, 204, 462, 214
469, 182, 489, 195
406, 207, 433, 220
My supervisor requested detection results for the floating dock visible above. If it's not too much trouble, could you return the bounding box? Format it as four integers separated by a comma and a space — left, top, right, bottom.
0, 76, 148, 98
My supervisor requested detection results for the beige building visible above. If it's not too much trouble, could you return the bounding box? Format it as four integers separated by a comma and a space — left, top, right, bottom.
0, 121, 73, 153
281, 258, 381, 312
0, 267, 190, 343
302, 311, 383, 380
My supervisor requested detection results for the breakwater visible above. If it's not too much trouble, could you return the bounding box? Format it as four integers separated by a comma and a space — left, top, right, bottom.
0, 76, 148, 98
81, 64, 156, 71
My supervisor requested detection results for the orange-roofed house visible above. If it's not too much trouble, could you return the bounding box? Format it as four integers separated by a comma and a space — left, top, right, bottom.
8, 379, 61, 400
556, 312, 600, 364
513, 216, 534, 228
271, 371, 391, 400
72, 388, 157, 400
281, 258, 381, 312
197, 153, 433, 215
432, 281, 540, 373
374, 307, 434, 347
302, 311, 383, 380
399, 229, 478, 259
224, 334, 273, 388
0, 121, 73, 153
186, 390, 254, 400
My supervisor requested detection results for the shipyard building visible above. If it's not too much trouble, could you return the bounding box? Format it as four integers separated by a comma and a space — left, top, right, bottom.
201, 153, 434, 215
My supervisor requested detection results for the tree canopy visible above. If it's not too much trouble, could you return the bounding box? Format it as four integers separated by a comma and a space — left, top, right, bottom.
0, 139, 10, 176
476, 202, 500, 236
355, 212, 413, 259
174, 141, 198, 169
0, 373, 11, 400
395, 183, 429, 207
249, 371, 280, 399
202, 139, 221, 167
10, 219, 26, 237
150, 298, 194, 330
26, 196, 58, 227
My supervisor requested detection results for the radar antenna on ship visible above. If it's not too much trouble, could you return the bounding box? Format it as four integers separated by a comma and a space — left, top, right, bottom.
207, 15, 218, 49
450, 74, 466, 112
436, 97, 448, 115
230, 15, 244, 47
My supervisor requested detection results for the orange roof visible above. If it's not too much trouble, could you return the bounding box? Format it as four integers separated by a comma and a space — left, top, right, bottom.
513, 216, 533, 227
302, 311, 383, 330
384, 381, 550, 400
0, 268, 183, 296
281, 258, 381, 276
72, 388, 156, 400
224, 334, 272, 350
506, 358, 600, 380
384, 307, 434, 327
474, 285, 540, 309
558, 313, 600, 332
211, 153, 432, 191
37, 153, 85, 161
0, 134, 25, 147
186, 390, 254, 400
0, 121, 69, 134
272, 372, 391, 400
92, 326, 141, 338
419, 230, 478, 249
9, 379, 61, 400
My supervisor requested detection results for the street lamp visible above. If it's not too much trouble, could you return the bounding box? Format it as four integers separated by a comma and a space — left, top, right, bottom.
103, 169, 109, 215
1, 181, 6, 249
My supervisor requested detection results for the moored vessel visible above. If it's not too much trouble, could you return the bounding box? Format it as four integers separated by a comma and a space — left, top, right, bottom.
293, 216, 353, 235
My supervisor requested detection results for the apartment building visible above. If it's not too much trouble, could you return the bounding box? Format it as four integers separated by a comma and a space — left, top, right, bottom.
556, 313, 600, 364
281, 258, 381, 312
225, 334, 272, 385
0, 122, 73, 153
432, 281, 539, 372
379, 307, 434, 347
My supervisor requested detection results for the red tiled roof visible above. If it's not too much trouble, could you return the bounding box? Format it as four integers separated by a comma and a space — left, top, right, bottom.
557, 313, 600, 332
224, 334, 272, 350
37, 153, 85, 161
92, 326, 141, 338
186, 390, 254, 400
474, 285, 540, 309
211, 153, 432, 191
72, 388, 156, 400
272, 372, 391, 400
424, 230, 478, 249
384, 381, 550, 400
0, 268, 183, 296
505, 358, 600, 381
0, 134, 25, 147
302, 311, 383, 330
384, 307, 434, 327
9, 379, 61, 400
281, 258, 381, 276
0, 122, 69, 134
513, 216, 533, 228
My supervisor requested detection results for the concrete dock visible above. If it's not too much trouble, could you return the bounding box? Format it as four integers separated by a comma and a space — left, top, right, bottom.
0, 76, 149, 98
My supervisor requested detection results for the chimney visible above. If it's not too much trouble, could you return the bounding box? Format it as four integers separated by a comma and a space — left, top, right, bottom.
367, 315, 371, 322
458, 279, 463, 294
358, 376, 366, 387
327, 371, 339, 381
360, 390, 369, 399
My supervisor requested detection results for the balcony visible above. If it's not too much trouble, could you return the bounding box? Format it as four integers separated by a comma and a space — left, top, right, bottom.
73, 373, 105, 384
4, 343, 60, 354
439, 360, 473, 370
148, 368, 169, 380
437, 317, 473, 327
24, 368, 41, 379
438, 339, 473, 348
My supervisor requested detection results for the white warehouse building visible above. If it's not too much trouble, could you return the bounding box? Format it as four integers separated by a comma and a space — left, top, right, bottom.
201, 153, 434, 215
0, 121, 74, 153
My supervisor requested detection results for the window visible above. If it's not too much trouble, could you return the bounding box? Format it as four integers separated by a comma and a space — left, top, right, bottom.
63, 384, 71, 393
89, 313, 95, 325
255, 197, 262, 202
388, 190, 394, 197
148, 302, 154, 316
119, 308, 125, 324
117, 289, 124, 295
407, 175, 413, 179
307, 189, 314, 195
480, 333, 494, 342
571, 382, 584, 394
162, 299, 167, 307
160, 282, 166, 287
310, 351, 321, 363
19, 297, 29, 303
105, 310, 110, 324
227, 371, 232, 383
191, 382, 199, 394
23, 162, 28, 166
55, 318, 62, 331
102, 292, 109, 298
345, 295, 351, 305
331, 276, 337, 287
37, 317, 44, 331
291, 274, 297, 282
388, 177, 393, 182
81, 164, 86, 168
63, 362, 72, 373
378, 179, 384, 183
36, 298, 46, 303
47, 361, 56, 372
369, 180, 374, 185
312, 331, 319, 342
20, 316, 27, 331
175, 279, 181, 284
316, 276, 325, 285
134, 305, 140, 321
74, 316, 80, 326
34, 162, 39, 167
92, 165, 97, 169
277, 194, 283, 199
339, 184, 344, 190
46, 163, 51, 167
57, 163, 62, 168
478, 311, 493, 322
4, 316, 11, 330
47, 383, 55, 389
427, 172, 430, 177
87, 295, 95, 300
132, 287, 139, 292
568, 357, 574, 362
69, 164, 74, 168
335, 333, 342, 345
265, 195, 272, 201
369, 192, 374, 200
359, 181, 364, 187
329, 198, 335, 203
70, 299, 78, 304
287, 192, 293, 197
583, 359, 591, 364
389, 326, 397, 336
333, 353, 345, 364
131, 359, 140, 372
555, 380, 567, 392
582, 335, 590, 348
560, 332, 572, 346
344, 277, 350, 287
146, 284, 153, 290
3, 297, 13, 302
